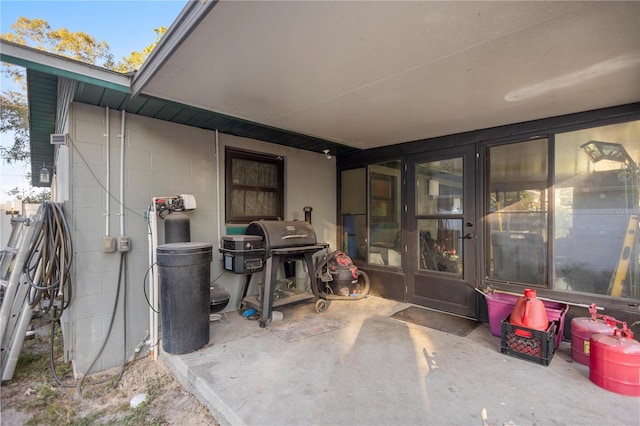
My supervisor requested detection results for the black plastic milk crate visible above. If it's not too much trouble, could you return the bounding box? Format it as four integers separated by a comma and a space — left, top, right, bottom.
500, 315, 556, 366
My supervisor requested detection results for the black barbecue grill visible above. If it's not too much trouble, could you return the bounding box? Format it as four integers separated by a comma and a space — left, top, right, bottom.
220, 220, 329, 327
245, 220, 319, 251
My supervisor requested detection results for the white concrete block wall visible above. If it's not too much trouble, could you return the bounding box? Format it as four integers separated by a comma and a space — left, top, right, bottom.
65, 103, 222, 375
65, 103, 336, 374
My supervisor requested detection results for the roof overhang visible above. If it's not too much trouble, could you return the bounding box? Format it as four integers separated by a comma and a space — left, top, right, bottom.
1, 37, 359, 187
3, 1, 640, 187
1, 40, 131, 92
133, 1, 640, 149
1, 40, 132, 187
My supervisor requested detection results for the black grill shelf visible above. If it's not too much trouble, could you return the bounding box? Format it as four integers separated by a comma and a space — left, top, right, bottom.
243, 292, 315, 310
240, 242, 329, 328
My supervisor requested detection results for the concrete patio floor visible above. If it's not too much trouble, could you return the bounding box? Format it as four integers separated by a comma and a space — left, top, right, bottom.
161, 296, 639, 426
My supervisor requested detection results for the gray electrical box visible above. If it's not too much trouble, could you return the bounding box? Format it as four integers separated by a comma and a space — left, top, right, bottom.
102, 236, 116, 253
118, 235, 131, 252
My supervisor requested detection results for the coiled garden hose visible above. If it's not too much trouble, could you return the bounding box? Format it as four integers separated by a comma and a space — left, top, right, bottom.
24, 202, 73, 317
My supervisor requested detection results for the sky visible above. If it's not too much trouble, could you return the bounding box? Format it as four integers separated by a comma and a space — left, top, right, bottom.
0, 0, 188, 204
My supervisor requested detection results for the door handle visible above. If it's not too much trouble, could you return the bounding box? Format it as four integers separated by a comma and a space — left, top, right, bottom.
459, 233, 473, 240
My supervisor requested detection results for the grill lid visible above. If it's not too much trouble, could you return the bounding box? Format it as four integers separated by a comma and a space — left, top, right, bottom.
245, 220, 317, 252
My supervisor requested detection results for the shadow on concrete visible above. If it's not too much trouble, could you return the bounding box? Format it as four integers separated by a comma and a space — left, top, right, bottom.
162, 296, 638, 425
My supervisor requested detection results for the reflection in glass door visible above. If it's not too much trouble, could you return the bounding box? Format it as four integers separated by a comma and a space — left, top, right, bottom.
417, 157, 464, 277
408, 146, 477, 317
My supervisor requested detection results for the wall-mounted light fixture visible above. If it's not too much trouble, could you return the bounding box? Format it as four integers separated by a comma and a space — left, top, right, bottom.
581, 140, 636, 168
39, 163, 55, 184
323, 149, 332, 160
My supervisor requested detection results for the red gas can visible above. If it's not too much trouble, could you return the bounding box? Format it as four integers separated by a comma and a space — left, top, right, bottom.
589, 321, 640, 397
510, 289, 548, 331
570, 304, 616, 365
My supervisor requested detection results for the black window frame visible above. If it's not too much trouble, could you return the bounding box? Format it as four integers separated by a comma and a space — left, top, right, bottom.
225, 147, 285, 224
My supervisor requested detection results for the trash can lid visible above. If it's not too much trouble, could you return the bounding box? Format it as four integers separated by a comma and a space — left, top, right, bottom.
157, 242, 212, 254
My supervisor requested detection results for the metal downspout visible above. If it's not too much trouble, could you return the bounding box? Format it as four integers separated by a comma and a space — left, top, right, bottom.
119, 110, 125, 235
215, 129, 222, 257
105, 107, 110, 237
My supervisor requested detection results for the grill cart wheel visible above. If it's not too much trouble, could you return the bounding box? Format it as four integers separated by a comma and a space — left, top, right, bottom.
315, 298, 330, 313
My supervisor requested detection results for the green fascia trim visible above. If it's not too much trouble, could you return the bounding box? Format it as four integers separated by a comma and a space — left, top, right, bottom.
28, 69, 56, 187
225, 226, 247, 235
0, 54, 131, 94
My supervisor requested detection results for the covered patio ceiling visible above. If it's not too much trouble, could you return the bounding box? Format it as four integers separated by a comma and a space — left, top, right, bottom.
135, 1, 640, 151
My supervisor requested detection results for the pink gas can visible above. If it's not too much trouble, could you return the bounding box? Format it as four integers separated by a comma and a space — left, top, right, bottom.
570, 304, 616, 365
589, 320, 640, 397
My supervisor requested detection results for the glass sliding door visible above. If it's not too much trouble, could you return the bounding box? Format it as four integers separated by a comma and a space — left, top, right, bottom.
368, 161, 402, 267
340, 161, 402, 268
341, 168, 367, 261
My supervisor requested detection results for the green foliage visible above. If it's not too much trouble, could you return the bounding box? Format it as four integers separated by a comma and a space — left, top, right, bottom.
23, 383, 76, 426
5, 314, 194, 426
2, 17, 114, 67
147, 374, 171, 398
6, 186, 51, 203
25, 382, 58, 408
68, 410, 108, 426
0, 89, 29, 163
117, 374, 170, 425
14, 352, 49, 381
112, 26, 167, 73
0, 17, 167, 192
1, 17, 166, 74
120, 403, 153, 425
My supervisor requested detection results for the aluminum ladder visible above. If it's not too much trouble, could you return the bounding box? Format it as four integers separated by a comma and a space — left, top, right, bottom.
0, 209, 43, 383
608, 214, 639, 298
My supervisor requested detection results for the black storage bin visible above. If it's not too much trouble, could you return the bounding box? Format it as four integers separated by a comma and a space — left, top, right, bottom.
220, 235, 264, 274
222, 235, 263, 251
157, 242, 212, 354
222, 251, 264, 273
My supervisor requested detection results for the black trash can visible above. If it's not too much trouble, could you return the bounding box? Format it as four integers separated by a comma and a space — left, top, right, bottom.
157, 242, 212, 354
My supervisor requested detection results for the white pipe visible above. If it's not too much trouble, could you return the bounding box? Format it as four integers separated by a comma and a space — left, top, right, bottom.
119, 110, 125, 235
148, 194, 182, 360
152, 201, 158, 361
215, 129, 222, 257
105, 107, 110, 236
484, 288, 605, 311
152, 202, 159, 361
147, 202, 158, 360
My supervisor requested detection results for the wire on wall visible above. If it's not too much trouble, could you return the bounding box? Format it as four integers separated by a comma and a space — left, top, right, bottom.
77, 251, 126, 395
38, 136, 145, 389
67, 135, 144, 221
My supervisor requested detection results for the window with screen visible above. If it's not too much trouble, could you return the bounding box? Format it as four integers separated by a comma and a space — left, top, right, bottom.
225, 147, 284, 223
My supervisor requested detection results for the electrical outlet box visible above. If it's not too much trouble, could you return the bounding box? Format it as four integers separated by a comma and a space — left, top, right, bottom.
102, 236, 116, 253
118, 235, 131, 252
